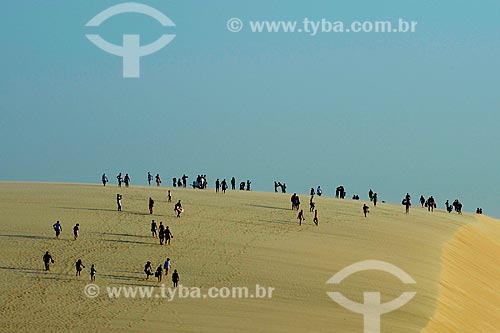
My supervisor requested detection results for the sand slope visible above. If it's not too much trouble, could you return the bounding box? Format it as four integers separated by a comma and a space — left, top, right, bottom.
0, 182, 495, 332
423, 215, 500, 332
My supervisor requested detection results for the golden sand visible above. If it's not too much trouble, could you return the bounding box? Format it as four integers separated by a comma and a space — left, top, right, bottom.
0, 182, 495, 332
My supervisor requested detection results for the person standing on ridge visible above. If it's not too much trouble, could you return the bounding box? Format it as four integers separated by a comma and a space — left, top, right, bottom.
124, 174, 130, 187
231, 177, 236, 190
148, 172, 153, 186
102, 173, 108, 186
117, 172, 123, 187
156, 174, 161, 187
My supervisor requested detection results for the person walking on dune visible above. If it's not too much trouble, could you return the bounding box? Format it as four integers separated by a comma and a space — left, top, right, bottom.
117, 172, 123, 187
73, 223, 80, 240
420, 195, 425, 207
116, 194, 122, 211
309, 195, 315, 212
403, 195, 411, 214
163, 258, 171, 276
221, 179, 228, 193
172, 269, 180, 288
297, 209, 305, 226
90, 264, 96, 282
43, 251, 54, 271
215, 179, 220, 193
167, 190, 172, 203
174, 200, 183, 218
124, 173, 130, 187
75, 259, 85, 276
149, 197, 155, 214
144, 261, 154, 280
231, 177, 236, 190
102, 173, 108, 186
53, 221, 62, 239
363, 204, 370, 217
158, 222, 165, 245
373, 193, 378, 207
164, 226, 173, 245
151, 220, 157, 238
313, 210, 319, 225
155, 265, 163, 282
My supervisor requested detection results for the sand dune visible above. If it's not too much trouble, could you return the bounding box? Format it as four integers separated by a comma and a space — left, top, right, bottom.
0, 182, 497, 332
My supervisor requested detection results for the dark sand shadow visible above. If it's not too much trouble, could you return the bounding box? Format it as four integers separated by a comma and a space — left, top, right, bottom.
94, 232, 151, 239
246, 204, 291, 211
257, 219, 292, 225
0, 234, 54, 241
104, 239, 152, 245
56, 206, 163, 217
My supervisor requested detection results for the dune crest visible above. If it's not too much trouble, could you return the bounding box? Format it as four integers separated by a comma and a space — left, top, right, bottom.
423, 215, 500, 332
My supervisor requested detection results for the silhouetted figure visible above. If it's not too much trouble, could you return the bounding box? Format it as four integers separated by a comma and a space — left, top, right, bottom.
156, 174, 161, 187
148, 172, 153, 186
313, 210, 318, 225
172, 269, 180, 288
368, 189, 373, 202
174, 200, 183, 218
151, 220, 157, 238
155, 265, 163, 282
445, 200, 452, 213
403, 196, 411, 214
297, 209, 305, 225
281, 183, 287, 193
231, 177, 236, 190
124, 174, 130, 187
149, 197, 154, 214
274, 181, 279, 193
309, 195, 315, 212
239, 182, 245, 190
427, 196, 435, 212
215, 179, 220, 193
116, 194, 122, 211
316, 186, 322, 196
246, 180, 251, 191
182, 174, 188, 188
177, 178, 182, 187
53, 221, 62, 238
43, 251, 54, 271
363, 204, 370, 217
90, 264, 96, 282
102, 173, 108, 186
221, 179, 228, 193
75, 259, 85, 276
164, 226, 173, 245
144, 261, 153, 280
373, 193, 378, 207
420, 195, 425, 207
158, 222, 165, 245
173, 177, 177, 187
167, 190, 172, 203
117, 172, 123, 187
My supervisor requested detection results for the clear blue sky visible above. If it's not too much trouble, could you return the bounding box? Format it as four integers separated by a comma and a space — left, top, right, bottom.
1, 1, 500, 216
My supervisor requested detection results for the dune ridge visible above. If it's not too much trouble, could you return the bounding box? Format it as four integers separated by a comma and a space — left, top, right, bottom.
0, 182, 494, 332
423, 215, 500, 332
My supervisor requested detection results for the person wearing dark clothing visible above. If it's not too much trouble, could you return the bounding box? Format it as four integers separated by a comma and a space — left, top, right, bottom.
231, 177, 236, 190
149, 197, 154, 214
43, 251, 54, 271
172, 269, 180, 287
